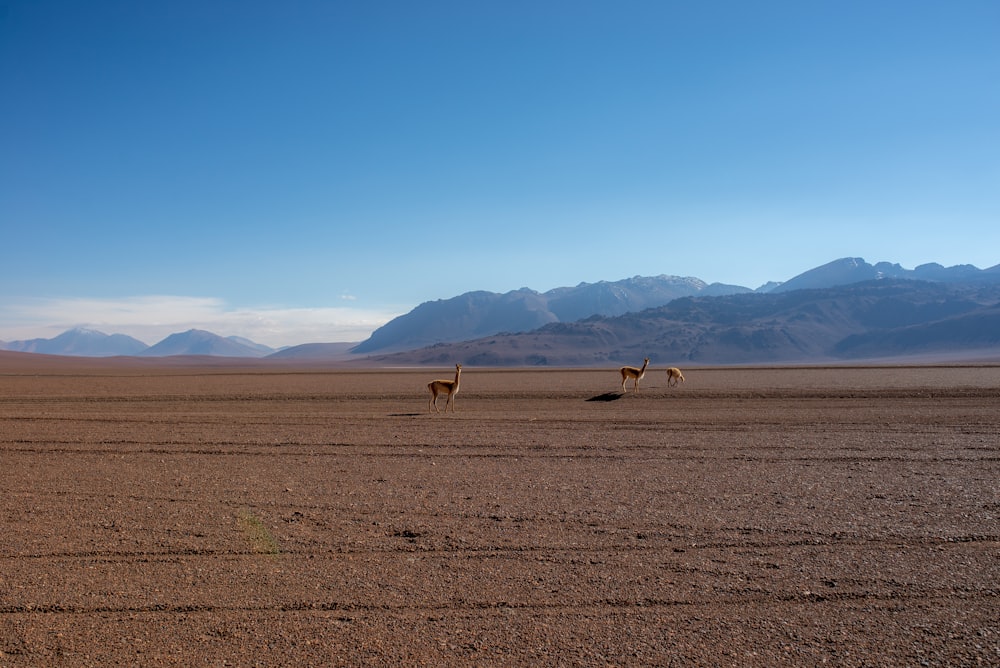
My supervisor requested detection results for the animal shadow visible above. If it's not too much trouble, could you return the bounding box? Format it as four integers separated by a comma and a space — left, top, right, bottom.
586, 392, 624, 402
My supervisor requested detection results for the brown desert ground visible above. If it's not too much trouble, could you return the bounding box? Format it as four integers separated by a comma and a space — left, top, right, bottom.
1, 355, 998, 666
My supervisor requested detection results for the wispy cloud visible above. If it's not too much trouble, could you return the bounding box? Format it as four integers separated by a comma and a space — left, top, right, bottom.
0, 296, 400, 348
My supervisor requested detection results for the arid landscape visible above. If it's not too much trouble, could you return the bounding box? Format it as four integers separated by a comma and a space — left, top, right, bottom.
1, 355, 998, 666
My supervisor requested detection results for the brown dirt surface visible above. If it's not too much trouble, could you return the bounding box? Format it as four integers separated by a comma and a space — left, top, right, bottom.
1, 358, 998, 666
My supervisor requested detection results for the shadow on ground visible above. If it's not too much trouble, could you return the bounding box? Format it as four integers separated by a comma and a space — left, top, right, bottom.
586, 392, 624, 402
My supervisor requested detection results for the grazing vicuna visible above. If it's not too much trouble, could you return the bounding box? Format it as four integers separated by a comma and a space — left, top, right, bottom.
665, 367, 685, 387
620, 358, 649, 393
428, 364, 462, 413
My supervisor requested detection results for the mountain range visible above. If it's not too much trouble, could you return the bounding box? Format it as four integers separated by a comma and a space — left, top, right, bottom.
369, 279, 1000, 366
1, 328, 276, 358
0, 327, 151, 357
770, 258, 996, 292
351, 275, 751, 354
3, 257, 999, 364
351, 257, 1000, 355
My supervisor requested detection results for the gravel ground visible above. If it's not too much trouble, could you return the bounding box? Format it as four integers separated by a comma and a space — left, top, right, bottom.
0, 361, 998, 666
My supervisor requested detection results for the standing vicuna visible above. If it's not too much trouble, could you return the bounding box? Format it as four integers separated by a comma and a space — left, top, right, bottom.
665, 367, 685, 387
620, 358, 649, 393
428, 364, 462, 413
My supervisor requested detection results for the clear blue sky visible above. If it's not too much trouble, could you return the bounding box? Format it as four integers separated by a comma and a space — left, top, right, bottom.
2, 1, 998, 346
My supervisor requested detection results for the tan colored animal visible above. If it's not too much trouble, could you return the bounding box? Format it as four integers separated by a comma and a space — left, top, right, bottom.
428, 364, 462, 413
665, 367, 685, 387
620, 358, 649, 393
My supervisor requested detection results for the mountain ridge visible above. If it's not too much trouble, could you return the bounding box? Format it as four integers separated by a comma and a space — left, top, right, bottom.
3, 257, 999, 362
0, 327, 149, 357
366, 279, 1000, 366
352, 258, 999, 354
352, 275, 754, 354
138, 329, 273, 358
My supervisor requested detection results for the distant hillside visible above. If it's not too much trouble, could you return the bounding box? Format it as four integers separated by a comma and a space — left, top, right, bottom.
546, 275, 750, 321
772, 257, 998, 293
139, 329, 271, 357
353, 257, 1000, 356
1, 327, 148, 357
352, 289, 558, 354
0, 328, 278, 358
267, 342, 357, 360
353, 275, 752, 354
366, 279, 1000, 366
226, 336, 276, 356
832, 305, 1000, 358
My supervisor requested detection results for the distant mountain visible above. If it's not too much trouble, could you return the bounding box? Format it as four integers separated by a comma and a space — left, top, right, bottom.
771, 257, 998, 293
353, 275, 752, 354
832, 305, 1000, 358
226, 336, 276, 356
5, 257, 998, 363
353, 258, 1000, 356
545, 275, 750, 321
267, 342, 357, 360
1, 327, 148, 357
0, 328, 277, 359
139, 329, 270, 357
367, 279, 1000, 366
352, 288, 558, 354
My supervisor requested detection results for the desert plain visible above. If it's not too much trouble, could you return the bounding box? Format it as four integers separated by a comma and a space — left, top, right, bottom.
0, 355, 998, 666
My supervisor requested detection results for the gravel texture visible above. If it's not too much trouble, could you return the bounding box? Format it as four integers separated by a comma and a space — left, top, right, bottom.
0, 360, 998, 666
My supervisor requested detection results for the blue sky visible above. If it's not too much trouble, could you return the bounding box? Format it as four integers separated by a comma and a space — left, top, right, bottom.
2, 1, 998, 347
